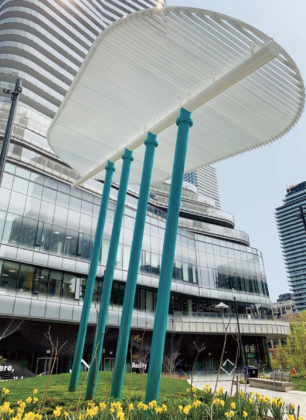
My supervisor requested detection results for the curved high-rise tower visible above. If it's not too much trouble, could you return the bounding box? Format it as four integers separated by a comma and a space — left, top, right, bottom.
0, 0, 287, 378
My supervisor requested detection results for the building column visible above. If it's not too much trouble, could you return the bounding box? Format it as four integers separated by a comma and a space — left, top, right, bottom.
145, 108, 193, 404
85, 149, 133, 400
69, 161, 115, 392
110, 132, 158, 400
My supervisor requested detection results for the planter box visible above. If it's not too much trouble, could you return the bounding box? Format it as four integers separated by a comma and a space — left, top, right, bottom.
249, 378, 294, 392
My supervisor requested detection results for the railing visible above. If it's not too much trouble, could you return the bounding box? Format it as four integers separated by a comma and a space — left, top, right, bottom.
149, 193, 235, 226
172, 311, 289, 323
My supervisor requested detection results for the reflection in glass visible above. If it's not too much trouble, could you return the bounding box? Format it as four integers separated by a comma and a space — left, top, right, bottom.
18, 265, 35, 295
0, 261, 19, 294
2, 213, 22, 245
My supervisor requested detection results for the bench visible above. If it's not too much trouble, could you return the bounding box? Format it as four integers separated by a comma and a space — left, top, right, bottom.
270, 372, 291, 381
249, 378, 294, 392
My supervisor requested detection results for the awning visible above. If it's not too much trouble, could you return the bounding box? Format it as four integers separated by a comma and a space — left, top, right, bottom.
47, 7, 305, 187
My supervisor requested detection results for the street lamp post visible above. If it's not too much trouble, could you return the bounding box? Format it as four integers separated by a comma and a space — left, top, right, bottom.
0, 78, 22, 184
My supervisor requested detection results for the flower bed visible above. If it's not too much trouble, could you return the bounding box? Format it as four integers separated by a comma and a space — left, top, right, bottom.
0, 385, 304, 420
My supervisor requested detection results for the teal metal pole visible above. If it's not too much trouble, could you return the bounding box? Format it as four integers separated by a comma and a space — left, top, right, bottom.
145, 108, 193, 404
85, 149, 133, 400
69, 161, 115, 392
110, 133, 158, 400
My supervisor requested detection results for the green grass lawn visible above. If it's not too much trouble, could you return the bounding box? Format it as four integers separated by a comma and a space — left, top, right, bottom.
4, 372, 188, 411
292, 376, 306, 392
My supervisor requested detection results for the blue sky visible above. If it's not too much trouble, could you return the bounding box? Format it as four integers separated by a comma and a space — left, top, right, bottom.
167, 0, 306, 301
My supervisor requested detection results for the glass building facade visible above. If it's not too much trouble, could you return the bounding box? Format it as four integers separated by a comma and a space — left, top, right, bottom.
0, 0, 284, 377
276, 182, 306, 311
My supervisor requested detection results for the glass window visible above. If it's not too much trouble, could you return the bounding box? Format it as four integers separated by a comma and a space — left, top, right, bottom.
30, 172, 44, 185
2, 213, 22, 246
116, 244, 123, 269
151, 235, 159, 254
53, 206, 68, 228
50, 227, 65, 256
34, 268, 50, 300
8, 191, 26, 215
140, 250, 150, 274
101, 239, 109, 266
69, 196, 81, 211
24, 196, 41, 220
173, 260, 183, 281
81, 234, 92, 261
118, 284, 125, 306
66, 209, 80, 231
82, 200, 93, 216
39, 201, 55, 224
28, 182, 43, 199
19, 218, 38, 250
40, 223, 52, 252
124, 215, 134, 229
63, 230, 78, 258
0, 211, 5, 242
1, 172, 13, 189
17, 265, 35, 295
182, 262, 189, 282
56, 192, 69, 208
42, 187, 56, 204
111, 283, 118, 306
151, 225, 158, 237
123, 245, 131, 271
93, 205, 99, 218
16, 167, 30, 179
62, 273, 77, 302
12, 177, 29, 194
0, 187, 10, 211
146, 291, 153, 312
48, 270, 63, 299
0, 261, 19, 294
151, 253, 160, 276
80, 214, 92, 235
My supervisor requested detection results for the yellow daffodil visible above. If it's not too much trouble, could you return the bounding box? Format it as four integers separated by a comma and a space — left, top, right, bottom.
99, 403, 106, 411
109, 408, 115, 415
129, 403, 134, 411
162, 404, 167, 412
183, 405, 191, 415
231, 402, 236, 410
192, 386, 197, 393
33, 390, 38, 395
192, 400, 201, 408
26, 397, 32, 404
33, 398, 38, 404
249, 398, 254, 404
179, 405, 183, 412
64, 412, 69, 419
155, 407, 163, 414
219, 387, 224, 395
243, 412, 248, 418
53, 407, 62, 418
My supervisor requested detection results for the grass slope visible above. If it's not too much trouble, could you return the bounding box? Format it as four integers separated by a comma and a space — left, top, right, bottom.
4, 372, 187, 410
292, 377, 306, 392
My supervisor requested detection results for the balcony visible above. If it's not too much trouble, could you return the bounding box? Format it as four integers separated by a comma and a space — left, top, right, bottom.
0, 295, 288, 337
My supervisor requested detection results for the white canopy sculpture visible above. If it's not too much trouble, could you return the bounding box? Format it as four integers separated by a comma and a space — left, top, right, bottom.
47, 7, 305, 187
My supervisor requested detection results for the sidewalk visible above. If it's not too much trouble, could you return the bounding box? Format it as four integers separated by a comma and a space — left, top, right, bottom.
192, 380, 306, 418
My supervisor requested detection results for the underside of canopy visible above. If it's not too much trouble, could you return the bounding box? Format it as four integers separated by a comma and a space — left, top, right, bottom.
47, 6, 305, 186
